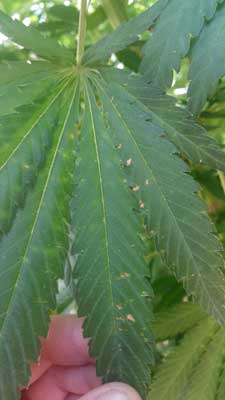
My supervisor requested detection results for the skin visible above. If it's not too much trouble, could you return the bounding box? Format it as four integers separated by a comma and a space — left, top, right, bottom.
21, 315, 142, 400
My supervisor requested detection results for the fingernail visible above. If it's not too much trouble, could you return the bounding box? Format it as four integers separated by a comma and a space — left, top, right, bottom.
97, 390, 129, 400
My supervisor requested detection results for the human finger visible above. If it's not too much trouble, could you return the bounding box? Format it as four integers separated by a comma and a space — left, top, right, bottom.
78, 383, 142, 400
22, 367, 66, 400
41, 315, 93, 366
29, 360, 52, 385
50, 365, 101, 394
22, 364, 101, 400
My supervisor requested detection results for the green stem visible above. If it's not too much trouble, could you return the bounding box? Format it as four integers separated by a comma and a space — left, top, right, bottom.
101, 0, 127, 29
76, 0, 87, 65
218, 170, 225, 195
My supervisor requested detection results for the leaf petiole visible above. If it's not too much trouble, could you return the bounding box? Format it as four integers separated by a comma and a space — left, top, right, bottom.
76, 0, 88, 65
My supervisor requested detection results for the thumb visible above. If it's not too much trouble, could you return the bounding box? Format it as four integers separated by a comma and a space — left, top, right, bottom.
66, 382, 143, 400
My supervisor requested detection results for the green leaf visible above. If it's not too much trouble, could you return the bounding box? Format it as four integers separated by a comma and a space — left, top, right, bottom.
83, 0, 168, 65
149, 318, 218, 400
48, 4, 79, 23
0, 78, 79, 400
181, 328, 225, 400
101, 0, 127, 28
0, 61, 62, 116
92, 69, 225, 326
153, 303, 206, 341
218, 367, 225, 400
0, 61, 55, 87
153, 275, 185, 310
36, 4, 79, 39
100, 68, 225, 171
140, 0, 223, 88
0, 62, 72, 235
87, 6, 106, 30
0, 10, 73, 63
72, 79, 154, 399
134, 84, 225, 172
37, 21, 76, 39
188, 4, 225, 115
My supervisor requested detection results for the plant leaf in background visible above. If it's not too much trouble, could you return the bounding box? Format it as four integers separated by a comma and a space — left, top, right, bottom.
83, 0, 168, 65
150, 305, 225, 400
140, 0, 224, 89
101, 0, 128, 28
0, 10, 73, 63
150, 319, 218, 400
153, 303, 206, 341
149, 303, 225, 400
218, 368, 225, 400
37, 5, 79, 39
188, 3, 225, 115
182, 329, 225, 400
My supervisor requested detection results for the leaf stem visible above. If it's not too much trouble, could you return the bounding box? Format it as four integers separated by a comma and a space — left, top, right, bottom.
218, 170, 225, 195
76, 0, 87, 66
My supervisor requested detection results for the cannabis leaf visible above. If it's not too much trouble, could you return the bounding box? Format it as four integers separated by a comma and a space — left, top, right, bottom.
0, 10, 73, 63
0, 76, 79, 400
218, 368, 225, 400
188, 4, 225, 115
72, 79, 154, 398
0, 2, 225, 400
100, 68, 225, 171
150, 307, 225, 400
83, 0, 168, 65
181, 329, 225, 400
150, 318, 219, 400
153, 303, 206, 341
0, 62, 71, 235
92, 68, 225, 327
140, 0, 223, 88
0, 61, 60, 116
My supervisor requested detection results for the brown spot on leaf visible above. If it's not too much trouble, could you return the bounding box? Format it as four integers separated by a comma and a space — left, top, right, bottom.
139, 200, 145, 209
127, 314, 135, 322
119, 272, 130, 279
126, 158, 132, 166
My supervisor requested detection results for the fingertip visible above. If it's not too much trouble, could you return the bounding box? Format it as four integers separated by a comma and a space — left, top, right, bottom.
65, 395, 80, 400
79, 383, 143, 400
